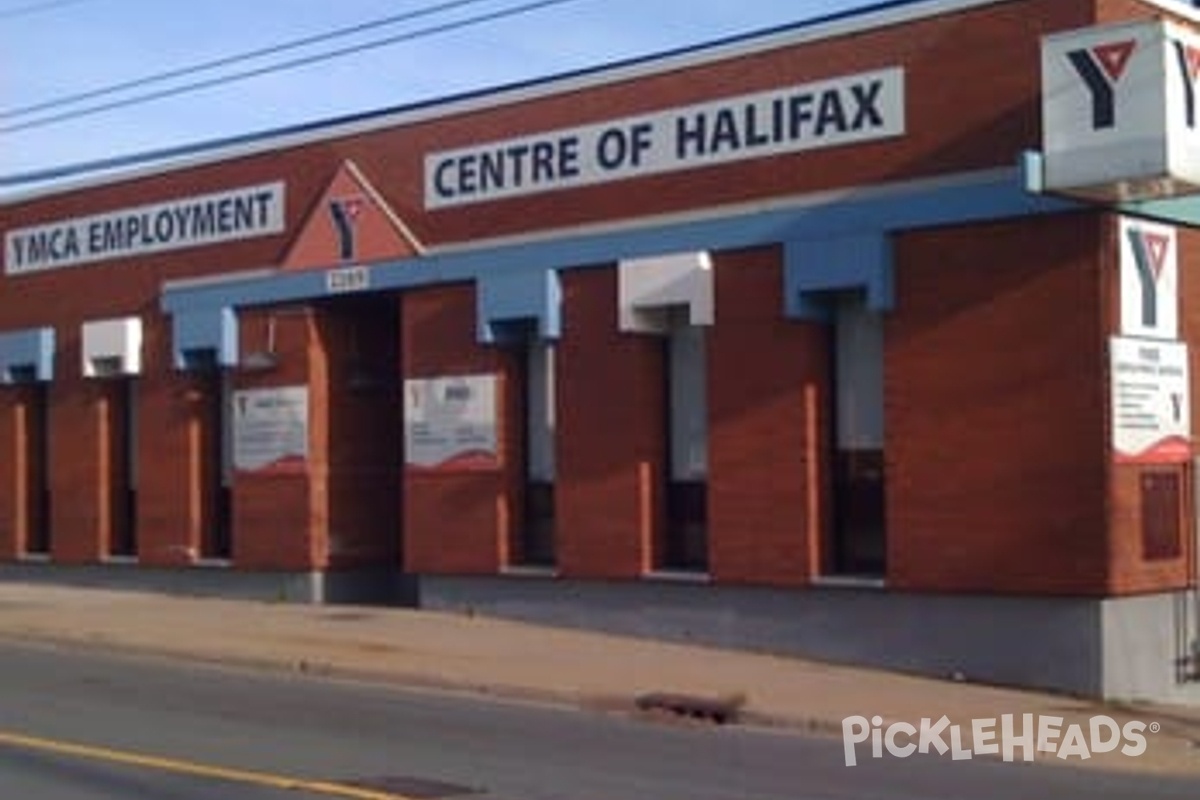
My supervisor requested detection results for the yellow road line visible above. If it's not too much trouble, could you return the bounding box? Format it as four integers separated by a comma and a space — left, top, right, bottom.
0, 729, 412, 800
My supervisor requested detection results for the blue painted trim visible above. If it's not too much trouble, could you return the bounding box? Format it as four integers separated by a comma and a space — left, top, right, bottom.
784, 232, 893, 321
1022, 150, 1045, 195
172, 307, 238, 370
0, 327, 55, 383
476, 269, 562, 344
161, 168, 1076, 317
1119, 194, 1200, 226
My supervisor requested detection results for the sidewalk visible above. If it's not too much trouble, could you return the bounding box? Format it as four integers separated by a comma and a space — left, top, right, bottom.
0, 581, 1198, 777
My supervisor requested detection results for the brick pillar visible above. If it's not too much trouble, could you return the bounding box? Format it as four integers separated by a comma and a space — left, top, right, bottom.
557, 267, 666, 579
402, 284, 519, 575
708, 248, 831, 586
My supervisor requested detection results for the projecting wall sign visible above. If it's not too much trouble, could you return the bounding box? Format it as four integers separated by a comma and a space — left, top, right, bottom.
1041, 20, 1200, 199
425, 67, 905, 208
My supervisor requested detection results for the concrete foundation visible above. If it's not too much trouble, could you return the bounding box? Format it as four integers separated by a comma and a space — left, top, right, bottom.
0, 562, 413, 605
417, 575, 1200, 705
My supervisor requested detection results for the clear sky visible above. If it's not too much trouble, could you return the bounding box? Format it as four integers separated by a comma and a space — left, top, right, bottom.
0, 0, 877, 185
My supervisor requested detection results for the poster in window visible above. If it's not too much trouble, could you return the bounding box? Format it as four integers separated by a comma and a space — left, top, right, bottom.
232, 385, 309, 473
405, 374, 500, 472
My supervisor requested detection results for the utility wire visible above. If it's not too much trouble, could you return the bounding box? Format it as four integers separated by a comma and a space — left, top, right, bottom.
0, 0, 580, 135
0, 0, 95, 21
1, 0, 496, 120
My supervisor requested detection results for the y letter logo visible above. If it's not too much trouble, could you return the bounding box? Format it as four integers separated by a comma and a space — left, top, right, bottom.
1067, 40, 1137, 129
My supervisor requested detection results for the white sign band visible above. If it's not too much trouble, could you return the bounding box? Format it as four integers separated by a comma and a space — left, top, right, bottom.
5, 181, 286, 274
425, 67, 905, 209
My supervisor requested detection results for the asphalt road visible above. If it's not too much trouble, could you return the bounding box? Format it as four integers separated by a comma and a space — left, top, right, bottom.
0, 640, 1197, 800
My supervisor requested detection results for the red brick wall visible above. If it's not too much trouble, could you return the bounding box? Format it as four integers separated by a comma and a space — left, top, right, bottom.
229, 307, 319, 571
0, 386, 44, 558
708, 248, 831, 586
1097, 0, 1183, 25
0, 0, 1168, 586
0, 0, 1096, 263
401, 284, 519, 575
47, 361, 107, 564
133, 314, 197, 567
556, 268, 665, 579
887, 213, 1109, 595
1107, 216, 1200, 595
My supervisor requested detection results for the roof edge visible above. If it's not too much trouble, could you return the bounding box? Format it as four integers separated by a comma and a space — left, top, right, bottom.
2, 0, 1148, 205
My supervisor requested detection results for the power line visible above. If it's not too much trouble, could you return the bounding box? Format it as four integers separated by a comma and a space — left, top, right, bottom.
0, 0, 95, 21
0, 0, 581, 135
1, 0, 496, 120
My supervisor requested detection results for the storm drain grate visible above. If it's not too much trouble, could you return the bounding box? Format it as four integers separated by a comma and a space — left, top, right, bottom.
343, 775, 484, 798
634, 692, 744, 725
321, 610, 376, 622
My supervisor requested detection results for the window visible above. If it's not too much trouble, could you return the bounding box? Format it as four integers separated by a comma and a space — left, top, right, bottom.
660, 308, 708, 572
197, 366, 233, 561
829, 292, 886, 577
104, 377, 138, 558
1142, 469, 1182, 561
16, 381, 50, 556
514, 337, 556, 567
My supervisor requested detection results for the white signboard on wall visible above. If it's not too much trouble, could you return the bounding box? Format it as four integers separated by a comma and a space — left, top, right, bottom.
1110, 337, 1191, 464
4, 182, 285, 274
425, 67, 905, 208
232, 386, 309, 472
405, 374, 500, 471
1119, 217, 1178, 340
1042, 20, 1200, 199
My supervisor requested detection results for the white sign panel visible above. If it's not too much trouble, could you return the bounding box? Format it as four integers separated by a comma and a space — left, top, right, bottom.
1120, 217, 1178, 340
1110, 337, 1191, 464
5, 182, 286, 274
326, 265, 370, 294
425, 67, 905, 208
405, 374, 500, 471
1042, 20, 1200, 199
232, 386, 309, 473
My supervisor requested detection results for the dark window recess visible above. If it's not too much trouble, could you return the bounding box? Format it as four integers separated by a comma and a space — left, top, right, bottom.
108, 378, 137, 558
25, 383, 51, 555
512, 335, 556, 567
91, 356, 124, 378
184, 349, 220, 372
659, 325, 709, 574
7, 365, 38, 383
201, 369, 232, 561
665, 480, 709, 571
1142, 470, 1182, 561
832, 449, 886, 576
521, 481, 556, 567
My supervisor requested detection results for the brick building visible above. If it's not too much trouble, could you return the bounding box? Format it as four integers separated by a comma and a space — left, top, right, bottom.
2, 0, 1200, 703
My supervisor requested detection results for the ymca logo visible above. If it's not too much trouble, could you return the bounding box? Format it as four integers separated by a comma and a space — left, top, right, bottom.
1067, 36, 1200, 131
327, 196, 364, 261
1066, 40, 1136, 129
1173, 40, 1200, 128
1126, 226, 1173, 329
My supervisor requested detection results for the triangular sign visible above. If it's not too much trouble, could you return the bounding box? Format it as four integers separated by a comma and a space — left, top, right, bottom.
1092, 40, 1136, 83
1184, 44, 1200, 83
281, 160, 423, 271
1144, 232, 1171, 280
